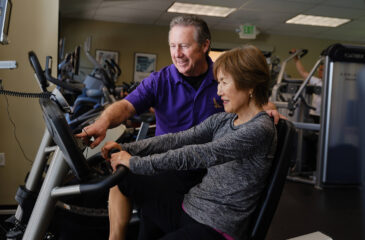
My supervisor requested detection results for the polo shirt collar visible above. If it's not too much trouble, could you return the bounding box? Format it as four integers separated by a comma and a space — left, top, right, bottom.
171, 56, 214, 84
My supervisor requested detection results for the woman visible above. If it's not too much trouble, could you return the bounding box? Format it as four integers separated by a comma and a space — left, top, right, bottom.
103, 45, 277, 240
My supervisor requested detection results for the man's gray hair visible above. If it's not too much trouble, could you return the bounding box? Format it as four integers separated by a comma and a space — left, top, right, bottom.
169, 15, 211, 54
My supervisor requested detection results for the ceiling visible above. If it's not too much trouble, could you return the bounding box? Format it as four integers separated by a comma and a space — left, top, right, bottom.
60, 0, 365, 44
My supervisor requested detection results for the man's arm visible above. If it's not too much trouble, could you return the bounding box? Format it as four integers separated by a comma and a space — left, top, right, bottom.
291, 49, 309, 79
76, 99, 136, 148
294, 58, 309, 79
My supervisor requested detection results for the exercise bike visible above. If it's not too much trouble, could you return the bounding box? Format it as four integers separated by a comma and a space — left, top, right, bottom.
6, 51, 127, 240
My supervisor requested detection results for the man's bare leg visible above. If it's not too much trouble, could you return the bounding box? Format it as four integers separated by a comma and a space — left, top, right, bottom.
108, 186, 132, 240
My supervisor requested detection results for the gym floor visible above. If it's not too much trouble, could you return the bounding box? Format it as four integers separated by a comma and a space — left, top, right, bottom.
267, 181, 365, 240
0, 181, 364, 240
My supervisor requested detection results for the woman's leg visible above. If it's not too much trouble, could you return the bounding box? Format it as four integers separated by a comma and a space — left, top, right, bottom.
160, 211, 225, 240
108, 186, 132, 240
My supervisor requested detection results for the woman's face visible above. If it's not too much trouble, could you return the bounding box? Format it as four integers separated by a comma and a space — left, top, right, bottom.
217, 69, 251, 114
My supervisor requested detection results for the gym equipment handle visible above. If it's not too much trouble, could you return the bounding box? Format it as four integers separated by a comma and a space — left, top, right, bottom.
289, 49, 308, 58
79, 164, 128, 194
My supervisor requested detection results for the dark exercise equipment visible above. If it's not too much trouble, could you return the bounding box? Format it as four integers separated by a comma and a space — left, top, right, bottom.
18, 97, 128, 240
249, 119, 296, 240
7, 51, 128, 240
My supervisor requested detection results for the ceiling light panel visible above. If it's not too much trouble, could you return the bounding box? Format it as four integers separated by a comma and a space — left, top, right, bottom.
286, 14, 351, 27
167, 2, 236, 17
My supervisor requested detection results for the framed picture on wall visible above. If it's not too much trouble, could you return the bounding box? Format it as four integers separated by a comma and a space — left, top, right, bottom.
134, 52, 157, 82
96, 49, 119, 65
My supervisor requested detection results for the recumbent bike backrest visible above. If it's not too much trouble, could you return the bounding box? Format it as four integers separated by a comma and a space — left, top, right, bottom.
249, 118, 296, 240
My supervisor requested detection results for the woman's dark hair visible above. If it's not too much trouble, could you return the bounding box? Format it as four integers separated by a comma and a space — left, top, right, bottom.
213, 45, 271, 107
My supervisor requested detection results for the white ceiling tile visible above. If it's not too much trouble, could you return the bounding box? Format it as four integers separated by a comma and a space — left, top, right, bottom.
96, 6, 160, 18
100, 0, 174, 11
322, 0, 365, 10
266, 22, 327, 35
60, 2, 101, 15
175, 0, 249, 8
242, 0, 317, 13
155, 12, 223, 27
59, 0, 365, 42
94, 15, 157, 25
304, 5, 365, 19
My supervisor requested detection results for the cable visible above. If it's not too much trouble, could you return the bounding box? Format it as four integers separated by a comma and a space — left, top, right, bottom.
0, 89, 52, 98
3, 94, 33, 164
0, 87, 52, 164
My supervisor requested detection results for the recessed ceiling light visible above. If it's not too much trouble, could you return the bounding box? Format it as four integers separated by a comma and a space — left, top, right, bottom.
167, 2, 236, 17
286, 14, 351, 27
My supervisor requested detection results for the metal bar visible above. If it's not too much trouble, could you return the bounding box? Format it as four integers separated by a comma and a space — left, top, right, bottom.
276, 50, 305, 84
22, 148, 69, 240
15, 129, 53, 221
292, 57, 323, 103
51, 185, 80, 198
293, 122, 320, 131
315, 56, 332, 188
136, 122, 150, 141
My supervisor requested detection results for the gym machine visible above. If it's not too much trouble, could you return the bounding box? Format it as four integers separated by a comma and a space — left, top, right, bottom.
316, 44, 365, 188
357, 67, 365, 186
270, 49, 322, 184
272, 44, 365, 188
6, 50, 128, 240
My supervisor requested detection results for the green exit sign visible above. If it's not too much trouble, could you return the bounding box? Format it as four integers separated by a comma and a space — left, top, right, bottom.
243, 25, 255, 34
239, 24, 257, 39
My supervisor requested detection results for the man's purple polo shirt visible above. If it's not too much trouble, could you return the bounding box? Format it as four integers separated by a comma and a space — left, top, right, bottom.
125, 57, 223, 136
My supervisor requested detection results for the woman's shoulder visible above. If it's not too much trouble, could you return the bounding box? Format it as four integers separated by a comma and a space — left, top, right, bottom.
253, 112, 274, 126
245, 112, 275, 135
210, 112, 235, 121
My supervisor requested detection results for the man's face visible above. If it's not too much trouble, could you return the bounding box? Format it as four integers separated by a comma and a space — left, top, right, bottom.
169, 25, 209, 77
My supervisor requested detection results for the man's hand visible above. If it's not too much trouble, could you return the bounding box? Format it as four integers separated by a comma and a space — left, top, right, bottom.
76, 118, 109, 149
263, 102, 287, 124
290, 48, 299, 61
265, 109, 287, 125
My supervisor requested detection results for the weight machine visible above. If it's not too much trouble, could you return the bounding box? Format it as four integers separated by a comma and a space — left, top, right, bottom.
271, 44, 365, 188
316, 44, 365, 188
270, 49, 322, 184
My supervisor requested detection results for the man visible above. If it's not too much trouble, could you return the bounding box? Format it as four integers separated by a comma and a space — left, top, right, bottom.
78, 15, 279, 240
78, 15, 223, 240
292, 49, 323, 123
291, 49, 323, 172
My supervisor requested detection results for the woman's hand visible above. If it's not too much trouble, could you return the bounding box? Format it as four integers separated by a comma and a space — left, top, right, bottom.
110, 151, 131, 172
101, 141, 130, 171
101, 141, 122, 160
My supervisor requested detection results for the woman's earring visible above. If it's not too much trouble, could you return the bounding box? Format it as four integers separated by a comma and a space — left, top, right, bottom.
249, 92, 253, 98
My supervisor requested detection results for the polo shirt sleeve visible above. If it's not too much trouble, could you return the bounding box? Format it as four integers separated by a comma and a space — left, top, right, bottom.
125, 73, 157, 114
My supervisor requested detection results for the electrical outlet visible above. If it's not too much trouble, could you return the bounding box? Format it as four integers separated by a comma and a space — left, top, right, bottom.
0, 153, 5, 166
